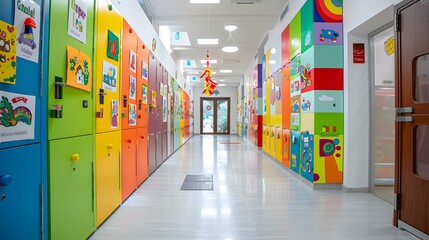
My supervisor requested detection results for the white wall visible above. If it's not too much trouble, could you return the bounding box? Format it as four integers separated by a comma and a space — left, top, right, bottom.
343, 0, 401, 189
193, 87, 238, 135
110, 0, 192, 98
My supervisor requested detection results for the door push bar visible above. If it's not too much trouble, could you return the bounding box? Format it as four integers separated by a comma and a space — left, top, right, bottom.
395, 107, 413, 123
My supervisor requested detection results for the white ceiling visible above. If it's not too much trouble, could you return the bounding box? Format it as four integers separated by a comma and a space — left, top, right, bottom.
145, 0, 289, 87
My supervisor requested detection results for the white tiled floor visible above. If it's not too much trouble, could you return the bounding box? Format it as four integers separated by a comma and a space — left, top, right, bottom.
90, 135, 417, 240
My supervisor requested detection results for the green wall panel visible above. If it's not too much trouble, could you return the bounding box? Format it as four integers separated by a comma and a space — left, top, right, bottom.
314, 45, 343, 68
289, 12, 301, 58
314, 113, 344, 136
301, 0, 314, 53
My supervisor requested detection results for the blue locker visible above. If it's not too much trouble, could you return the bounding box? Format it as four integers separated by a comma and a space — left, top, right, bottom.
0, 0, 46, 239
290, 131, 301, 174
300, 132, 314, 182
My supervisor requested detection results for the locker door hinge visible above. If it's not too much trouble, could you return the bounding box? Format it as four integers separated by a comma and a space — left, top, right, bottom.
394, 193, 400, 210
395, 13, 401, 32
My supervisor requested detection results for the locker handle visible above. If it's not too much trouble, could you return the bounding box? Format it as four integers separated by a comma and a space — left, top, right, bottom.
71, 153, 80, 162
98, 89, 107, 105
138, 100, 142, 110
54, 76, 66, 99
0, 175, 12, 187
141, 135, 145, 139
127, 139, 132, 143
123, 95, 128, 108
107, 144, 113, 150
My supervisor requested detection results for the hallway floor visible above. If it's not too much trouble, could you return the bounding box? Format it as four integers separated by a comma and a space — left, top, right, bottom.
90, 135, 416, 240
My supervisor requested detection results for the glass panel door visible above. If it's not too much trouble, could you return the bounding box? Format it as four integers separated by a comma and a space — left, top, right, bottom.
216, 100, 229, 133
370, 26, 395, 204
202, 100, 214, 134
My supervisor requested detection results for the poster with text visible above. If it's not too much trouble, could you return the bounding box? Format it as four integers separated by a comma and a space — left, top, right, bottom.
142, 83, 147, 104
67, 0, 87, 43
67, 45, 92, 92
128, 103, 137, 126
111, 99, 119, 128
0, 90, 35, 143
14, 0, 41, 63
129, 49, 136, 73
0, 20, 17, 84
102, 60, 117, 92
129, 75, 136, 100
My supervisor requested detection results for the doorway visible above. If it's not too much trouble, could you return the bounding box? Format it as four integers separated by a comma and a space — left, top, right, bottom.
200, 98, 230, 134
395, 0, 429, 238
370, 25, 395, 205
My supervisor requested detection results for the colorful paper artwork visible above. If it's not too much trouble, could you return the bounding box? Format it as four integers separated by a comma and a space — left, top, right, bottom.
111, 99, 119, 128
129, 49, 136, 73
66, 45, 91, 92
159, 82, 164, 96
142, 83, 147, 104
141, 60, 148, 80
0, 20, 17, 85
129, 75, 136, 100
14, 0, 41, 63
314, 0, 343, 23
102, 60, 117, 92
67, 0, 87, 43
151, 90, 156, 108
107, 30, 119, 61
128, 103, 137, 126
163, 84, 168, 97
0, 90, 36, 143
314, 23, 343, 45
162, 96, 167, 123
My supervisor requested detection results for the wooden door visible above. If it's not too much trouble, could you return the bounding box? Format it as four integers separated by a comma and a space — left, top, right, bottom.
395, 0, 429, 238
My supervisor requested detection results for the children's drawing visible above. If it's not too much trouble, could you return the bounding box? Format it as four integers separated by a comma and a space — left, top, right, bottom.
15, 0, 41, 63
142, 60, 148, 80
142, 84, 147, 104
67, 0, 87, 43
0, 20, 17, 84
128, 103, 136, 126
129, 75, 136, 100
107, 30, 119, 61
67, 45, 91, 92
151, 90, 156, 108
111, 99, 119, 128
129, 49, 136, 73
102, 60, 117, 92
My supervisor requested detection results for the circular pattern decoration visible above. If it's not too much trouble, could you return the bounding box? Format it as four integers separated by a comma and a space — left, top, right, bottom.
206, 105, 212, 111
333, 138, 340, 145
322, 142, 335, 156
316, 0, 342, 22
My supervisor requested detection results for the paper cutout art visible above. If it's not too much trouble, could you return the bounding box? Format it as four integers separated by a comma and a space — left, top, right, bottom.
0, 90, 36, 143
68, 0, 87, 43
128, 103, 136, 126
0, 20, 17, 85
107, 30, 119, 61
315, 0, 343, 23
15, 0, 41, 63
142, 83, 147, 104
111, 99, 119, 128
102, 60, 117, 92
201, 51, 219, 95
129, 75, 136, 100
67, 45, 91, 92
141, 60, 148, 80
129, 49, 136, 73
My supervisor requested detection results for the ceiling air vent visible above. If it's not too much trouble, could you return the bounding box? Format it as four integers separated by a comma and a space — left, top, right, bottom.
229, 0, 262, 4
222, 59, 241, 64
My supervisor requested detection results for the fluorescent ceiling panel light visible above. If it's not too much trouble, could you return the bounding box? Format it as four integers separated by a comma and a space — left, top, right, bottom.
218, 84, 226, 86
224, 24, 237, 32
200, 60, 217, 64
219, 79, 225, 82
269, 60, 276, 65
220, 69, 232, 73
222, 46, 238, 53
197, 39, 218, 45
190, 0, 220, 3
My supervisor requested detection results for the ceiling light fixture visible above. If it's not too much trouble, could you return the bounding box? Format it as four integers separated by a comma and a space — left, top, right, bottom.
201, 59, 217, 64
197, 39, 219, 45
219, 84, 226, 86
220, 69, 232, 73
224, 24, 237, 32
222, 26, 239, 53
190, 0, 220, 3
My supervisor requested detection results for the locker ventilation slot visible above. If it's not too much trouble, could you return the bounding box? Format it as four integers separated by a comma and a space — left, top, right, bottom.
181, 175, 213, 191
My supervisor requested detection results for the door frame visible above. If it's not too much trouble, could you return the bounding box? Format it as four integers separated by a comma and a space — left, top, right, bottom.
368, 22, 395, 204
200, 98, 231, 135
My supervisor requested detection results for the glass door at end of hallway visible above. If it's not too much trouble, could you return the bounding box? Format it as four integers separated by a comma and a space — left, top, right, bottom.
201, 98, 230, 134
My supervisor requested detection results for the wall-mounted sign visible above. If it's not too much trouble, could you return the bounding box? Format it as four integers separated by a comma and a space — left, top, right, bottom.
353, 43, 365, 64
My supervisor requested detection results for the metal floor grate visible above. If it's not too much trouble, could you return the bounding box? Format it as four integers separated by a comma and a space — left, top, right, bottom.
181, 174, 214, 191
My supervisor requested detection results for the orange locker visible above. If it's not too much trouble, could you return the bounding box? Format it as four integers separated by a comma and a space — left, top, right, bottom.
137, 127, 149, 185
121, 128, 137, 200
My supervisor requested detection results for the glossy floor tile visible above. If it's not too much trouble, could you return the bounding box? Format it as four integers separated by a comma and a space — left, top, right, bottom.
90, 135, 417, 240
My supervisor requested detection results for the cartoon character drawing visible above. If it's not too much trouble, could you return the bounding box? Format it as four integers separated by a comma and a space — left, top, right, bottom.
301, 98, 311, 111
292, 100, 300, 113
17, 18, 37, 50
76, 65, 84, 84
297, 64, 311, 89
0, 96, 32, 127
320, 29, 339, 42
0, 39, 11, 52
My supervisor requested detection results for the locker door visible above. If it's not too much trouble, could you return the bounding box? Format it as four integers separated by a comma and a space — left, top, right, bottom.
0, 145, 41, 240
94, 0, 123, 133
49, 136, 94, 240
137, 38, 149, 128
137, 127, 149, 185
156, 131, 162, 168
121, 128, 137, 201
148, 131, 156, 174
0, 0, 42, 149
148, 53, 157, 127
95, 131, 121, 226
47, 0, 95, 140
290, 131, 301, 174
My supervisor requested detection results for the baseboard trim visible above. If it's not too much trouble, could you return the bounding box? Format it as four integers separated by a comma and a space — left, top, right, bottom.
342, 186, 370, 193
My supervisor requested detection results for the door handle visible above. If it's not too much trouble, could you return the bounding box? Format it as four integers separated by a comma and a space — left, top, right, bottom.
396, 116, 414, 122
396, 107, 413, 114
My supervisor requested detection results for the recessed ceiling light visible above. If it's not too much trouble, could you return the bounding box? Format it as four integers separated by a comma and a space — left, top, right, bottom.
224, 24, 237, 32
200, 60, 217, 64
271, 48, 276, 54
218, 84, 226, 86
212, 72, 217, 75
269, 60, 276, 65
222, 46, 238, 53
197, 39, 218, 45
190, 0, 220, 3
220, 69, 232, 73
219, 79, 225, 82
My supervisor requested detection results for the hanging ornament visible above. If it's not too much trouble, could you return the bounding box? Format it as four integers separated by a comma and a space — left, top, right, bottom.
201, 50, 219, 96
